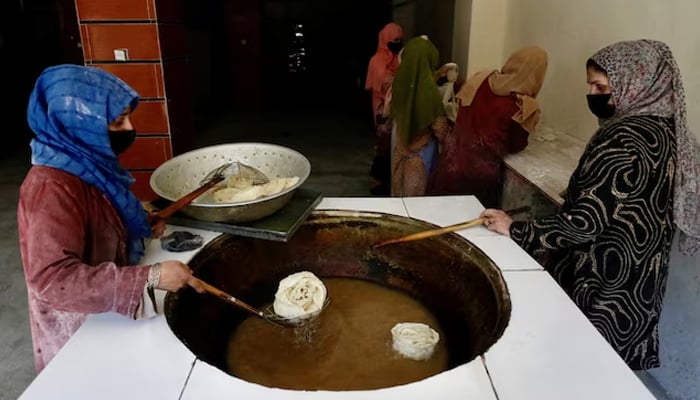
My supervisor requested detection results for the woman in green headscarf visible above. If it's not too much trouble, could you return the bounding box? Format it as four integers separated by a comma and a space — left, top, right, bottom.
390, 36, 450, 196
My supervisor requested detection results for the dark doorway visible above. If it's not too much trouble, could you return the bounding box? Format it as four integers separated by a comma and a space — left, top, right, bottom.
260, 0, 393, 110
1, 0, 83, 158
184, 0, 393, 124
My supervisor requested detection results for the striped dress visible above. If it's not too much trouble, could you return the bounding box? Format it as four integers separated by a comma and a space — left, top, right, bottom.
510, 115, 676, 370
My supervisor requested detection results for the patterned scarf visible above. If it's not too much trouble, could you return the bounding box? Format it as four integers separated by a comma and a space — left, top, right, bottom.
591, 40, 700, 255
390, 36, 446, 145
26, 64, 151, 264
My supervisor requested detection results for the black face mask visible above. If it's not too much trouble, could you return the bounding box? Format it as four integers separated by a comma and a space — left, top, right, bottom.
108, 129, 136, 155
387, 41, 402, 54
586, 94, 616, 119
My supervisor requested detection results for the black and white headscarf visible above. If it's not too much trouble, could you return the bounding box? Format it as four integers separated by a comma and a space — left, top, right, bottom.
591, 39, 700, 255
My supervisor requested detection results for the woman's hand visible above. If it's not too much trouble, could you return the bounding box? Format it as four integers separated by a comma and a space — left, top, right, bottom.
435, 63, 452, 79
479, 208, 513, 237
142, 202, 166, 238
155, 260, 205, 293
147, 213, 166, 238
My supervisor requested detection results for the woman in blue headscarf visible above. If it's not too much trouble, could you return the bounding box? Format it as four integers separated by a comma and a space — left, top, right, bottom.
17, 64, 204, 372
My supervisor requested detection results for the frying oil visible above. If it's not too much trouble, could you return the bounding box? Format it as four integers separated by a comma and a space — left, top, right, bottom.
226, 277, 448, 390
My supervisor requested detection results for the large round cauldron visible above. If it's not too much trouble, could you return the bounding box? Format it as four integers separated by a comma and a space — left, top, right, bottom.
165, 210, 511, 389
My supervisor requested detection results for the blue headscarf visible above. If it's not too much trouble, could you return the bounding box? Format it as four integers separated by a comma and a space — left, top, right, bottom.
26, 64, 151, 265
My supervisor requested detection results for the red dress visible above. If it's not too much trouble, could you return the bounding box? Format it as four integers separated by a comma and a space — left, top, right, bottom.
427, 80, 529, 207
17, 166, 150, 372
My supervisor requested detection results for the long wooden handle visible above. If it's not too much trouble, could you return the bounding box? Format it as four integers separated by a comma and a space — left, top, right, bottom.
191, 277, 264, 317
373, 206, 530, 248
155, 177, 224, 219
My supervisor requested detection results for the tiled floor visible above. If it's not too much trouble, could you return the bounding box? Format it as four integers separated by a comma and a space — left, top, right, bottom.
0, 108, 377, 400
192, 108, 378, 197
0, 147, 36, 400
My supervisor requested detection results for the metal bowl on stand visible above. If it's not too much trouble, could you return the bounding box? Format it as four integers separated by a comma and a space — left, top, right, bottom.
150, 143, 311, 223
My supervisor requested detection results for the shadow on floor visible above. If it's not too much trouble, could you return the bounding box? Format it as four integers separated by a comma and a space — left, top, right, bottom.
192, 108, 379, 198
0, 146, 35, 400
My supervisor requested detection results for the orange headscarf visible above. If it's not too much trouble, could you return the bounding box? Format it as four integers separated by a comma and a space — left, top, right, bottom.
365, 23, 403, 95
456, 46, 548, 134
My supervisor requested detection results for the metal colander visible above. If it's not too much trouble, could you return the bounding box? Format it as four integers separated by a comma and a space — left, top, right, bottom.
150, 142, 311, 223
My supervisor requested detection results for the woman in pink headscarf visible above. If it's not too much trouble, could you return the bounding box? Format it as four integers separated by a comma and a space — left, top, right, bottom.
365, 22, 403, 195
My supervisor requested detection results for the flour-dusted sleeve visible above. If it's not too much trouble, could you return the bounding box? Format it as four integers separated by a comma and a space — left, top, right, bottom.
510, 130, 645, 252
18, 177, 150, 318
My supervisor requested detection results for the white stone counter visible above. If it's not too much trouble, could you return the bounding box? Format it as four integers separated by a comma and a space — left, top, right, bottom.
504, 127, 586, 205
18, 196, 654, 400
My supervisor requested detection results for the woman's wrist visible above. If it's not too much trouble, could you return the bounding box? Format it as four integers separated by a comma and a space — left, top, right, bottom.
147, 262, 161, 290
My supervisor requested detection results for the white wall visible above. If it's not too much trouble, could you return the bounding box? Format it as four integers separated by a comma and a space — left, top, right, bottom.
464, 0, 508, 78
467, 0, 700, 142
451, 0, 472, 72
463, 2, 700, 399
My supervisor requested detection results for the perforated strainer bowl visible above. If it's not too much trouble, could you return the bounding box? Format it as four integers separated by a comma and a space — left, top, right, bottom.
150, 142, 311, 223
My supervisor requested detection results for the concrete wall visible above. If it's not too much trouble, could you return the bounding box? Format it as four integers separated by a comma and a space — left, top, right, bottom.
394, 0, 456, 64
461, 1, 700, 399
450, 0, 471, 74
656, 234, 700, 400
465, 0, 700, 143
392, 1, 416, 41
463, 0, 507, 77
414, 0, 455, 64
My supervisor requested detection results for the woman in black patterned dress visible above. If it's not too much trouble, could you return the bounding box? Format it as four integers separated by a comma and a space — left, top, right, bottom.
481, 39, 700, 370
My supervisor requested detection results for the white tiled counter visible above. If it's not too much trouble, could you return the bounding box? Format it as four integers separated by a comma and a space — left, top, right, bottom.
181, 352, 498, 400
18, 196, 654, 400
486, 270, 654, 400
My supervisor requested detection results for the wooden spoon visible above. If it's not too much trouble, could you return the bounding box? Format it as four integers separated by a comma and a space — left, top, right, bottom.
190, 277, 267, 318
373, 206, 530, 248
